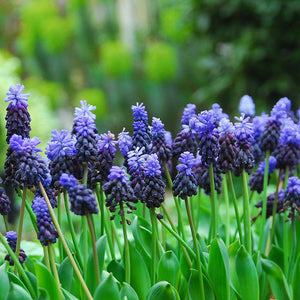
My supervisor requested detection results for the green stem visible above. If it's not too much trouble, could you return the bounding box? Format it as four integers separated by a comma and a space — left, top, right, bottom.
209, 163, 217, 242
0, 234, 37, 300
150, 208, 157, 285
259, 151, 270, 250
87, 213, 100, 284
57, 193, 63, 262
228, 171, 243, 244
3, 215, 8, 232
161, 204, 193, 268
49, 244, 63, 300
287, 213, 297, 283
159, 218, 196, 259
38, 182, 93, 300
24, 199, 38, 233
185, 197, 205, 300
284, 166, 290, 189
120, 202, 130, 284
283, 166, 290, 274
43, 246, 51, 271
223, 175, 230, 247
15, 186, 27, 275
63, 191, 83, 269
242, 169, 251, 254
143, 203, 146, 219
99, 185, 105, 236
268, 169, 282, 253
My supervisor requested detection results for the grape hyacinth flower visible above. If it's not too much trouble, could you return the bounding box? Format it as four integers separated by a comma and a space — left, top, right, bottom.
252, 113, 269, 163
60, 173, 98, 216
4, 231, 27, 266
284, 177, 300, 215
273, 119, 300, 170
127, 147, 146, 199
181, 103, 196, 126
150, 117, 171, 166
0, 179, 11, 216
118, 128, 132, 160
8, 135, 51, 188
46, 129, 79, 189
173, 152, 198, 199
89, 132, 117, 188
209, 103, 229, 124
217, 118, 236, 173
141, 154, 166, 208
4, 84, 31, 143
239, 95, 255, 118
249, 156, 277, 194
233, 114, 254, 176
189, 110, 219, 165
254, 189, 285, 219
102, 166, 137, 214
193, 155, 223, 195
131, 103, 152, 152
172, 125, 197, 158
32, 196, 59, 246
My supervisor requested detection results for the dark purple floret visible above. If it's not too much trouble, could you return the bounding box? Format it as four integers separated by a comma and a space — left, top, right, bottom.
75, 133, 98, 164
102, 166, 137, 214
193, 156, 223, 195
32, 196, 58, 246
255, 189, 285, 218
172, 125, 197, 158
5, 84, 31, 143
141, 154, 166, 208
88, 132, 117, 188
150, 117, 171, 165
249, 156, 277, 194
259, 118, 281, 153
181, 104, 196, 125
239, 95, 255, 117
284, 177, 300, 213
173, 152, 198, 199
118, 128, 132, 157
0, 186, 11, 215
273, 120, 300, 170
127, 147, 146, 199
8, 135, 51, 188
60, 173, 98, 215
35, 185, 57, 208
190, 110, 219, 165
217, 118, 236, 173
131, 120, 152, 152
4, 231, 27, 266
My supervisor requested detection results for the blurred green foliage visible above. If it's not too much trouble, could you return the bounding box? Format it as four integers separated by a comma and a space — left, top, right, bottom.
0, 0, 300, 149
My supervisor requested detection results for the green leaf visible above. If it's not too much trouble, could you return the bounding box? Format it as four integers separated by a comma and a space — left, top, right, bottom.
261, 258, 291, 300
0, 263, 10, 299
208, 237, 230, 300
7, 271, 28, 293
86, 235, 107, 293
157, 251, 180, 287
268, 246, 284, 272
228, 240, 241, 298
94, 273, 121, 300
132, 216, 152, 271
34, 260, 61, 300
61, 288, 80, 300
120, 282, 139, 300
188, 269, 214, 300
24, 270, 37, 296
235, 246, 259, 300
178, 275, 188, 300
58, 257, 73, 291
107, 259, 125, 283
292, 255, 300, 300
129, 241, 151, 300
146, 281, 180, 300
7, 283, 32, 300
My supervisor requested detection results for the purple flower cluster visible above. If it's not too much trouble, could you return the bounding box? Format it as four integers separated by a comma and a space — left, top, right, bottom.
5, 231, 27, 266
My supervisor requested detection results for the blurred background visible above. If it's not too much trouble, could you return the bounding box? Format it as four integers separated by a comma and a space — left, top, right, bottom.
1, 0, 300, 167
